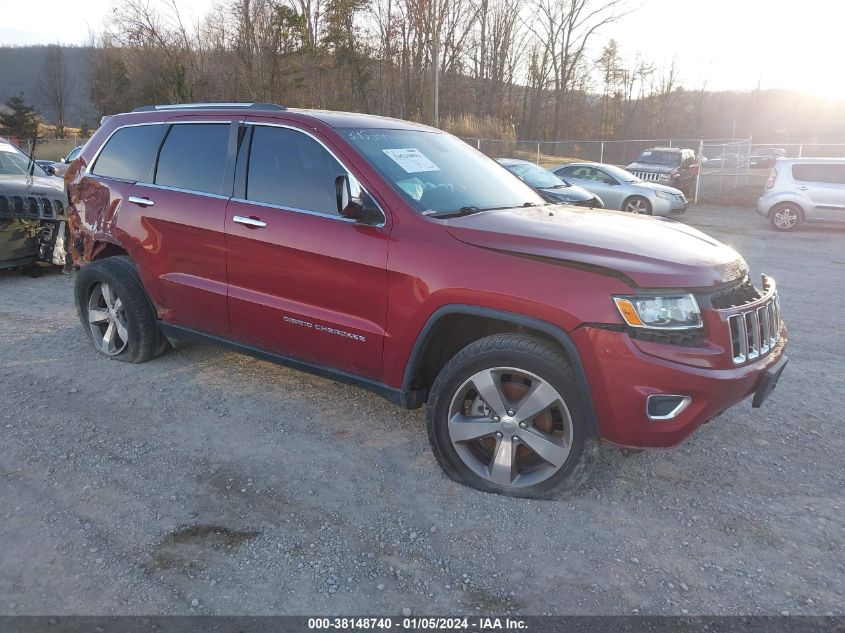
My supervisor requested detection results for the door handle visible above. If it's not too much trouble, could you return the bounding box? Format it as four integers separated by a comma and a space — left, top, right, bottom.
796, 185, 809, 191
128, 196, 155, 207
233, 215, 267, 228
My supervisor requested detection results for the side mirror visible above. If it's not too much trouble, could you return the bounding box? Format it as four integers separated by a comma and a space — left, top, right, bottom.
335, 174, 382, 225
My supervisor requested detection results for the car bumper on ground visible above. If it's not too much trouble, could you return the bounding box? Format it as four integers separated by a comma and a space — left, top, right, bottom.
571, 326, 788, 448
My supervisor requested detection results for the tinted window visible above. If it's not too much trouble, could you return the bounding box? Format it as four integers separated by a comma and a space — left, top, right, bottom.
92, 124, 166, 181
247, 126, 346, 215
504, 162, 568, 188
636, 150, 681, 166
792, 163, 845, 185
155, 124, 230, 195
66, 146, 82, 162
0, 148, 47, 176
560, 165, 615, 184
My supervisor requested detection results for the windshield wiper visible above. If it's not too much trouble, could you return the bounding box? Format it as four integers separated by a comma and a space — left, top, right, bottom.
424, 206, 482, 219
425, 202, 541, 219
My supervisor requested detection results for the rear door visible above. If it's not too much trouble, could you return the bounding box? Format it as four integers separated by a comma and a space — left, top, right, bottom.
224, 120, 390, 379
791, 163, 845, 221
96, 118, 237, 336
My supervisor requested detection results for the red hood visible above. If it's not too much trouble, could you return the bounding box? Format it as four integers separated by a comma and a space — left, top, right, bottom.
445, 205, 747, 289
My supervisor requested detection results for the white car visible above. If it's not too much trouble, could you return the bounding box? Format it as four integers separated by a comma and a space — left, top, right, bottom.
551, 162, 689, 216
756, 158, 845, 231
49, 145, 83, 177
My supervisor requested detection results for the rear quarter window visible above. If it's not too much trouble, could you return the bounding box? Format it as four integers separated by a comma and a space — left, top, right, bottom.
155, 123, 230, 195
91, 124, 167, 182
791, 163, 845, 185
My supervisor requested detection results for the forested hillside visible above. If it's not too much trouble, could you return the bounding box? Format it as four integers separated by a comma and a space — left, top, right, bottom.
1, 0, 843, 146
0, 45, 95, 127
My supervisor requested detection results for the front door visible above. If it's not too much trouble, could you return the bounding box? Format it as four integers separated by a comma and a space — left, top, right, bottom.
225, 122, 390, 380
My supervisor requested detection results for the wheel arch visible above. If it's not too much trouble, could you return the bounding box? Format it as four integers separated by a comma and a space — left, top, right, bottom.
767, 199, 806, 217
622, 194, 651, 213
401, 305, 599, 437
91, 240, 130, 261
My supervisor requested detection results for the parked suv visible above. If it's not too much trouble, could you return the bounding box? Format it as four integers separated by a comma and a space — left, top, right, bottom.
626, 147, 699, 196
66, 104, 788, 498
757, 158, 845, 231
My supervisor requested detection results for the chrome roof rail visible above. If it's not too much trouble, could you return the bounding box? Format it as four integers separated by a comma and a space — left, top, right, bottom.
132, 103, 286, 112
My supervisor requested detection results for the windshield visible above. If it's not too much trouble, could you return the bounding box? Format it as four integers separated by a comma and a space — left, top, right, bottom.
599, 164, 641, 183
0, 146, 48, 176
503, 162, 569, 189
635, 150, 681, 166
340, 128, 544, 214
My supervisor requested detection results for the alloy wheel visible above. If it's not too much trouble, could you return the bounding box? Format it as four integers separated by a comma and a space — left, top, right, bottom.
773, 206, 799, 229
87, 282, 129, 356
625, 198, 649, 214
447, 367, 574, 488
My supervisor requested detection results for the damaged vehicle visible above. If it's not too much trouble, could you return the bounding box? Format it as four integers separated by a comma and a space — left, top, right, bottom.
66, 104, 787, 499
0, 138, 68, 272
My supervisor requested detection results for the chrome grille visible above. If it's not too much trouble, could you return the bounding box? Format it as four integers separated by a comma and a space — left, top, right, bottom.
630, 171, 662, 182
727, 293, 781, 365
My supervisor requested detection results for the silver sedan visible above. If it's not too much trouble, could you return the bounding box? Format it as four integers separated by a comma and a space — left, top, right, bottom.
550, 162, 689, 216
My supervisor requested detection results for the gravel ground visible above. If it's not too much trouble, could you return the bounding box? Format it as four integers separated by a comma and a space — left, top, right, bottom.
0, 206, 843, 616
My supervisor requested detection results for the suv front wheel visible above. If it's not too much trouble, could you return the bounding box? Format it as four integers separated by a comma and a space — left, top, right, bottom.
426, 334, 593, 498
74, 256, 170, 363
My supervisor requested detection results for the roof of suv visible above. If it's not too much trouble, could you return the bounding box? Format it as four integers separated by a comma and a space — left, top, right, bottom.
124, 103, 437, 132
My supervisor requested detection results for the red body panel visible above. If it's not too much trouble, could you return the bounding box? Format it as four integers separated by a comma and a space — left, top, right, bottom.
122, 183, 229, 336
572, 326, 787, 447
225, 200, 389, 378
66, 106, 787, 451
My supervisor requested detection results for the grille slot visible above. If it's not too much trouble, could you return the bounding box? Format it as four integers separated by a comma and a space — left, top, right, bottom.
631, 171, 662, 182
727, 295, 781, 365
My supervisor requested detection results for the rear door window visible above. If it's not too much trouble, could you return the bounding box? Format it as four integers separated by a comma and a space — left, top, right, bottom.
246, 126, 346, 216
155, 123, 230, 195
91, 124, 166, 182
792, 163, 845, 185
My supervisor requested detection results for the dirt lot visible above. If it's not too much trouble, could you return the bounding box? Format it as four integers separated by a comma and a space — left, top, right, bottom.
1, 206, 843, 616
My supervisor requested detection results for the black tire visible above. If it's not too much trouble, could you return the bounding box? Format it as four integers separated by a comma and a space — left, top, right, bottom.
622, 195, 652, 215
74, 256, 170, 363
426, 334, 595, 499
769, 202, 803, 231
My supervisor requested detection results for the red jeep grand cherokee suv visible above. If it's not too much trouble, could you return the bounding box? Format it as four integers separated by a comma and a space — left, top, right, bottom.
66, 103, 788, 498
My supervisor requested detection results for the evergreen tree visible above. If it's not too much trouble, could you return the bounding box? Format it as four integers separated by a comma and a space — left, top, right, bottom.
0, 94, 40, 139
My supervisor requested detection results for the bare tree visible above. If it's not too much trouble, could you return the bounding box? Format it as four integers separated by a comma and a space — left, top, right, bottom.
39, 44, 70, 137
527, 0, 626, 139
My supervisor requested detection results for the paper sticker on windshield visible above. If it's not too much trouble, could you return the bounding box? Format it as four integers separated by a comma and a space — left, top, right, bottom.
382, 148, 440, 173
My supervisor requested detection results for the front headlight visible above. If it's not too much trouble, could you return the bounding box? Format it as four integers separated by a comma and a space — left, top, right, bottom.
658, 174, 671, 181
655, 190, 674, 200
613, 294, 702, 330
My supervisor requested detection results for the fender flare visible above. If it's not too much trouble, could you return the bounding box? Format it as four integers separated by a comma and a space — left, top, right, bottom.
401, 304, 599, 437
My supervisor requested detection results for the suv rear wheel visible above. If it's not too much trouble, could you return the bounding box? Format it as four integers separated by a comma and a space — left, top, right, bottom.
74, 256, 170, 363
426, 334, 593, 499
769, 202, 803, 231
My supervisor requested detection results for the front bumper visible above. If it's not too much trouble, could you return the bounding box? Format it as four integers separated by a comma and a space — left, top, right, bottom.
571, 325, 787, 448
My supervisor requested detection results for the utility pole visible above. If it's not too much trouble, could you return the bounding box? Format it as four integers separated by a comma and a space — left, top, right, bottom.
432, 0, 440, 127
